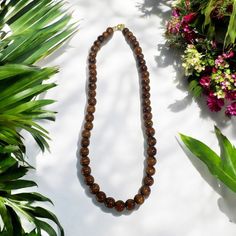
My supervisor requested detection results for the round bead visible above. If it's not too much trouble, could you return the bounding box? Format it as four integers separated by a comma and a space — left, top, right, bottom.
89, 57, 96, 64
81, 166, 91, 176
146, 127, 155, 136
137, 53, 144, 61
143, 176, 154, 186
134, 47, 142, 55
143, 113, 152, 120
146, 166, 155, 176
85, 114, 94, 122
125, 199, 135, 210
87, 105, 95, 114
81, 138, 90, 147
91, 45, 99, 52
140, 65, 148, 72
142, 92, 150, 99
143, 106, 151, 113
89, 76, 97, 83
96, 191, 106, 203
138, 59, 146, 67
88, 98, 97, 106
94, 40, 101, 47
98, 35, 104, 43
89, 69, 97, 76
144, 120, 153, 128
80, 156, 90, 166
140, 185, 151, 197
90, 183, 100, 194
143, 98, 151, 106
115, 200, 125, 212
82, 130, 90, 138
142, 71, 149, 77
102, 32, 109, 39
148, 137, 156, 146
85, 175, 94, 185
84, 122, 93, 130
80, 147, 89, 157
88, 90, 96, 97
89, 83, 96, 90
105, 197, 115, 208
134, 194, 144, 205
122, 28, 129, 35
127, 32, 133, 38
106, 27, 113, 35
132, 40, 139, 48
147, 147, 157, 156
147, 156, 157, 166
89, 64, 96, 70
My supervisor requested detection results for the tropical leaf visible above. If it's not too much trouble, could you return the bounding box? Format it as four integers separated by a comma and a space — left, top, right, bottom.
0, 155, 64, 236
180, 126, 236, 193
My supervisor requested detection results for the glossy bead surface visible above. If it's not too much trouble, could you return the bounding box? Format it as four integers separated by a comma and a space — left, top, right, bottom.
134, 194, 144, 205
81, 138, 90, 147
85, 175, 94, 186
140, 185, 151, 197
125, 199, 135, 210
146, 166, 155, 176
81, 166, 91, 176
96, 191, 106, 203
143, 176, 154, 186
115, 200, 125, 212
105, 197, 115, 208
80, 147, 89, 157
90, 183, 100, 194
80, 156, 90, 166
147, 156, 157, 166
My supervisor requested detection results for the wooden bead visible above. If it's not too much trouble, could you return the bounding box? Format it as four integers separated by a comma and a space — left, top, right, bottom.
148, 137, 156, 146
143, 106, 151, 113
132, 40, 139, 48
144, 120, 153, 128
94, 40, 101, 47
90, 183, 100, 194
143, 84, 150, 91
147, 147, 157, 156
88, 90, 96, 97
87, 105, 95, 114
89, 69, 97, 76
134, 194, 144, 205
143, 113, 152, 120
88, 98, 97, 106
81, 138, 90, 147
142, 71, 149, 77
125, 199, 135, 210
82, 130, 91, 138
81, 166, 91, 176
143, 176, 154, 186
84, 122, 93, 130
96, 191, 106, 203
106, 27, 113, 35
146, 166, 155, 176
147, 157, 157, 166
143, 98, 151, 106
98, 35, 104, 43
105, 197, 115, 208
146, 127, 155, 137
142, 77, 150, 84
89, 64, 96, 70
136, 53, 144, 61
91, 45, 99, 52
102, 31, 109, 39
80, 147, 89, 157
127, 32, 133, 38
134, 47, 142, 55
142, 92, 150, 99
140, 65, 147, 72
80, 156, 90, 166
138, 59, 146, 67
89, 57, 96, 64
85, 175, 94, 185
85, 114, 94, 122
140, 185, 151, 197
89, 76, 97, 83
122, 28, 129, 35
89, 83, 96, 90
89, 52, 96, 58
115, 200, 125, 212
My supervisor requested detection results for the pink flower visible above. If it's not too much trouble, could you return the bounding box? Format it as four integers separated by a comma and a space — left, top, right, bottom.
223, 51, 234, 59
200, 76, 211, 89
212, 67, 217, 73
226, 91, 236, 100
207, 93, 224, 112
172, 9, 180, 17
182, 13, 197, 23
225, 102, 236, 117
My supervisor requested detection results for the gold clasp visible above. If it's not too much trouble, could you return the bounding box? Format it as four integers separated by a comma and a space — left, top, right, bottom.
113, 24, 125, 31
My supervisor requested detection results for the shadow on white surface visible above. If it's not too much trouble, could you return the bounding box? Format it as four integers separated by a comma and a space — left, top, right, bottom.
178, 138, 236, 224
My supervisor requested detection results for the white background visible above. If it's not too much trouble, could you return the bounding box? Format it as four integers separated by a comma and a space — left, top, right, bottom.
26, 0, 236, 235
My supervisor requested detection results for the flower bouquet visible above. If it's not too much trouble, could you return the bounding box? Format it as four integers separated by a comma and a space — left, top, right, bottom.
166, 0, 236, 117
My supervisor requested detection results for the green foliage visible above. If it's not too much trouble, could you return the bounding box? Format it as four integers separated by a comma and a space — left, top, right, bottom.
0, 155, 64, 236
0, 0, 76, 234
188, 79, 203, 98
180, 126, 236, 193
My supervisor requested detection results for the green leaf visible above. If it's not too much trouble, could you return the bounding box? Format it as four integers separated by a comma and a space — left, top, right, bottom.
35, 219, 57, 236
0, 198, 13, 234
0, 180, 37, 191
188, 80, 203, 98
215, 126, 236, 178
180, 132, 236, 192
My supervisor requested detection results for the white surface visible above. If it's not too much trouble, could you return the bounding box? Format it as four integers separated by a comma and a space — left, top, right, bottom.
26, 0, 236, 235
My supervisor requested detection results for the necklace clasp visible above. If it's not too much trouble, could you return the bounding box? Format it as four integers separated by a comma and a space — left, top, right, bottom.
113, 24, 125, 31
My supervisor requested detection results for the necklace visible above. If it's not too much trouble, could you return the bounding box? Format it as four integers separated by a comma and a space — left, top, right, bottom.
79, 24, 157, 212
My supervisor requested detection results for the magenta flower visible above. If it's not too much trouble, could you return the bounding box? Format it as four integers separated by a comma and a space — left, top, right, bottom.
223, 50, 234, 59
207, 93, 224, 112
172, 9, 180, 17
200, 76, 211, 89
182, 13, 197, 23
225, 102, 236, 116
226, 90, 236, 100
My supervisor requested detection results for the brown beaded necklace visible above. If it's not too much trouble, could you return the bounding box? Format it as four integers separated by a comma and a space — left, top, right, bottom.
79, 24, 157, 212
